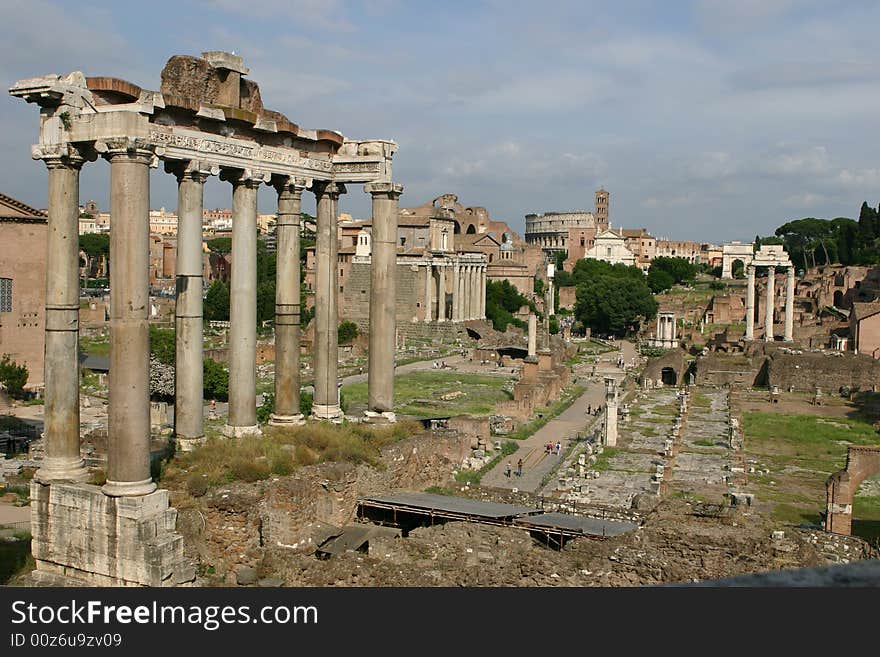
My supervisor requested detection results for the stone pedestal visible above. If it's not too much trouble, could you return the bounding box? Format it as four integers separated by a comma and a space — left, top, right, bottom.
537, 350, 553, 372
31, 481, 194, 587
521, 357, 539, 382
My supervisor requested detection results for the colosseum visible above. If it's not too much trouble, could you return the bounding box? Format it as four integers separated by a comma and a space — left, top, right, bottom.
524, 189, 610, 260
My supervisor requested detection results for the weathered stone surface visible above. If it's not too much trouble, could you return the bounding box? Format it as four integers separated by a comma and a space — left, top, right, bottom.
235, 566, 258, 585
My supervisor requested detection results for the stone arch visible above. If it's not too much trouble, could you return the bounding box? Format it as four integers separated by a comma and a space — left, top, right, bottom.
466, 224, 476, 234
660, 367, 677, 386
833, 290, 844, 307
825, 446, 880, 535
721, 243, 755, 278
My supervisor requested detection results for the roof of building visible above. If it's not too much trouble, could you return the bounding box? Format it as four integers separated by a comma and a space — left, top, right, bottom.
0, 193, 47, 223
851, 300, 880, 323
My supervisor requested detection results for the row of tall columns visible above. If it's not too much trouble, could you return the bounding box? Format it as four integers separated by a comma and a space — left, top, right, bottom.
422, 262, 484, 322
745, 264, 795, 343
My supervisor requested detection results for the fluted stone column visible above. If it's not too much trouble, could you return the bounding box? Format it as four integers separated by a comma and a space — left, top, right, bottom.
270, 177, 307, 425
100, 140, 156, 497
764, 266, 775, 342
467, 266, 476, 320
424, 264, 433, 322
452, 263, 461, 322
548, 279, 555, 316
603, 377, 618, 447
437, 264, 447, 321
222, 170, 265, 437
366, 182, 403, 418
784, 266, 795, 342
313, 182, 345, 419
36, 149, 88, 483
745, 265, 755, 340
170, 161, 213, 449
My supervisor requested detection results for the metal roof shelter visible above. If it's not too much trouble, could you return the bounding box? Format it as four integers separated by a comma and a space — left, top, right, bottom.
357, 492, 639, 548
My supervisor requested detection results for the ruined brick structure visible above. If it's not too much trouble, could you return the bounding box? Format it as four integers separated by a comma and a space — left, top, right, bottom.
826, 446, 880, 535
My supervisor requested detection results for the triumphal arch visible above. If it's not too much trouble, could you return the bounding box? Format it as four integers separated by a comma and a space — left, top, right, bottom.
10, 51, 402, 585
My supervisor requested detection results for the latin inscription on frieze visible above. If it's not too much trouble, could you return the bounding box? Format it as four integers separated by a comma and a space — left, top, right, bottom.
334, 162, 382, 173
149, 129, 332, 171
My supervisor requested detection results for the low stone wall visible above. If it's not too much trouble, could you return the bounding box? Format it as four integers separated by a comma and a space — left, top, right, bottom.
768, 351, 880, 393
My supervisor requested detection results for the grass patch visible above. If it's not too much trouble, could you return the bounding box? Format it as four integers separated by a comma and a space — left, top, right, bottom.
692, 439, 716, 447
0, 536, 32, 584
691, 394, 712, 408
505, 386, 586, 440
342, 371, 511, 417
161, 420, 422, 494
592, 447, 619, 471
80, 335, 110, 357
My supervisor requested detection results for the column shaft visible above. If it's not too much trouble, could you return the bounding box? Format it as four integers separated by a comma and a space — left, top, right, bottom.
366, 182, 403, 415
224, 175, 261, 436
37, 156, 87, 483
764, 266, 775, 342
103, 146, 155, 497
528, 314, 537, 356
466, 266, 474, 320
784, 267, 795, 342
271, 180, 304, 423
437, 265, 447, 321
479, 267, 486, 319
424, 263, 433, 322
745, 265, 755, 340
313, 182, 345, 418
173, 166, 207, 448
452, 264, 460, 322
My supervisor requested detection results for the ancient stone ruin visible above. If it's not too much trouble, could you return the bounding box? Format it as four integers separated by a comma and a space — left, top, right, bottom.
9, 51, 402, 585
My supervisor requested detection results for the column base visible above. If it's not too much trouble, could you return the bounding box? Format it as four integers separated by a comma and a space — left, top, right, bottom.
102, 477, 157, 498
34, 457, 90, 485
175, 435, 206, 452
31, 481, 195, 586
312, 404, 343, 422
363, 410, 396, 424
268, 413, 306, 426
222, 424, 262, 438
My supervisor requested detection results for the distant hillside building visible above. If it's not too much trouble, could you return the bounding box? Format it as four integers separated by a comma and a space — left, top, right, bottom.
0, 193, 47, 388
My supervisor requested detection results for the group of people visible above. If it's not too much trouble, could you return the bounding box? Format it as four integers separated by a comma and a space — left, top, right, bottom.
545, 440, 562, 456
505, 459, 523, 478
431, 360, 447, 369
586, 404, 603, 417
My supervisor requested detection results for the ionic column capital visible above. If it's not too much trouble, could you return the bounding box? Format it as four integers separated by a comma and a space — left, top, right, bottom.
273, 175, 311, 199
35, 143, 92, 170
165, 159, 218, 184
95, 137, 159, 165
364, 181, 404, 199
219, 167, 271, 188
313, 180, 347, 199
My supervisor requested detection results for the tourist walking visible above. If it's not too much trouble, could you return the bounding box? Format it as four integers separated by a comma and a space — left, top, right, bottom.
505, 461, 512, 478
555, 440, 562, 456
516, 459, 523, 477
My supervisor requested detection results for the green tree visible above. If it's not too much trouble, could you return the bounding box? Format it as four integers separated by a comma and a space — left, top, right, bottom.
646, 268, 674, 294
574, 272, 657, 336
149, 326, 175, 366
486, 279, 533, 331
205, 237, 232, 257
203, 358, 228, 401
338, 321, 359, 344
0, 354, 28, 399
204, 280, 230, 321
649, 256, 696, 286
79, 233, 110, 284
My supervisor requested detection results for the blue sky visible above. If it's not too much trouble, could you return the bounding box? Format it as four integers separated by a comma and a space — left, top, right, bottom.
2, 0, 880, 241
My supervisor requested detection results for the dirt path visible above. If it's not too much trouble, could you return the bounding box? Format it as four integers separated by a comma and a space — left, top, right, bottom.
481, 340, 637, 492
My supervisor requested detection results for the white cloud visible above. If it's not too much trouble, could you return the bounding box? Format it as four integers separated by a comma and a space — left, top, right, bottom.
201, 0, 356, 32
838, 168, 880, 188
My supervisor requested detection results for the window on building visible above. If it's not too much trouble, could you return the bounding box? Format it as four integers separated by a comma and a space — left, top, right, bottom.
606, 247, 612, 257
0, 278, 11, 313
580, 237, 585, 247
400, 236, 406, 246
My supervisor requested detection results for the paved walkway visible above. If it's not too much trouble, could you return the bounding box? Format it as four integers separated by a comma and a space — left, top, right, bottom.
481, 340, 637, 493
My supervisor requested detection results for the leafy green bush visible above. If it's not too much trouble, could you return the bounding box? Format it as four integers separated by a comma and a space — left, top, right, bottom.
0, 354, 28, 399
338, 321, 359, 344
203, 358, 229, 401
